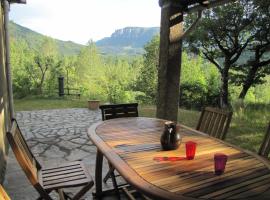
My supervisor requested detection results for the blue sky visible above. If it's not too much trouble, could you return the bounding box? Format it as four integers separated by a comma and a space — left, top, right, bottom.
10, 0, 161, 45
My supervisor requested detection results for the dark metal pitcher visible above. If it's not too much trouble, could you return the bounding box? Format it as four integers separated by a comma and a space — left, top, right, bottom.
160, 121, 181, 150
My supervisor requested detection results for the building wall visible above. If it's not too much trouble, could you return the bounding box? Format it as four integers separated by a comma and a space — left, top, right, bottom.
0, 1, 10, 184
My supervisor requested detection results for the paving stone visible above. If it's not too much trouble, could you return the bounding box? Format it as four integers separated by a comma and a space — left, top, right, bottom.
81, 144, 97, 153
31, 143, 49, 154
23, 133, 35, 140
66, 149, 90, 161
58, 140, 81, 150
43, 145, 67, 158
27, 140, 38, 147
57, 129, 67, 136
70, 138, 87, 145
38, 156, 67, 166
35, 134, 45, 139
36, 137, 60, 144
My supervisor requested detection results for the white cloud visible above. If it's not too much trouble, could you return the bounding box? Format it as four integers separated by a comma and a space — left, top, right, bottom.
10, 0, 161, 45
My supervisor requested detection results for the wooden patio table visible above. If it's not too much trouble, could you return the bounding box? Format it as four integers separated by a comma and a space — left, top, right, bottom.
88, 117, 270, 200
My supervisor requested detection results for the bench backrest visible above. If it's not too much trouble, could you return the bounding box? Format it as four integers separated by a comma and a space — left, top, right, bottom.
99, 103, 139, 121
258, 122, 270, 158
196, 107, 233, 140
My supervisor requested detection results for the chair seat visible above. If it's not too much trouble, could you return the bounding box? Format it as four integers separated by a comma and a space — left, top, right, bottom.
40, 161, 93, 190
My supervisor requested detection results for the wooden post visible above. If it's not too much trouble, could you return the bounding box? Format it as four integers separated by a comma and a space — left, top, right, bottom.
156, 0, 184, 122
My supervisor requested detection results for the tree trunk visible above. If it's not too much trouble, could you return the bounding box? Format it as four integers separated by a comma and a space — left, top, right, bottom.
38, 70, 47, 95
220, 67, 229, 108
239, 65, 259, 100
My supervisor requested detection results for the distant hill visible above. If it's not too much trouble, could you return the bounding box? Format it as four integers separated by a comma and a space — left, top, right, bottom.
96, 27, 160, 55
9, 22, 160, 56
9, 21, 83, 55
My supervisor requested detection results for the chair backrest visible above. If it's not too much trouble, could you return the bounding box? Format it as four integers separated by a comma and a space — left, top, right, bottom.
0, 185, 11, 200
258, 122, 270, 158
196, 107, 233, 140
6, 119, 48, 195
99, 103, 139, 121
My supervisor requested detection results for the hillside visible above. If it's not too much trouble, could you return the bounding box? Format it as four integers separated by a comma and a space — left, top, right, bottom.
96, 27, 160, 55
9, 22, 160, 56
9, 21, 83, 55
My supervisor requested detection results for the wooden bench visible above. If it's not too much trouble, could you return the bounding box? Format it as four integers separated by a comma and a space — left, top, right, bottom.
65, 88, 81, 99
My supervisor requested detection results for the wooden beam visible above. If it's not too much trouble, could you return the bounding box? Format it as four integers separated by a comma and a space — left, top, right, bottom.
8, 0, 26, 4
156, 1, 183, 122
159, 0, 237, 14
187, 0, 237, 13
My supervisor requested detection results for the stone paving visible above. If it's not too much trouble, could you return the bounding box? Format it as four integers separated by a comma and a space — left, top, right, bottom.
4, 108, 124, 200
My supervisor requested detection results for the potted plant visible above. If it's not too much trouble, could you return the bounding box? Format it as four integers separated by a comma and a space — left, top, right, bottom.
87, 93, 101, 110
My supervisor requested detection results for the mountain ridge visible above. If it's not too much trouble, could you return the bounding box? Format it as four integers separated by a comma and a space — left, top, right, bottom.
96, 27, 160, 55
9, 21, 160, 56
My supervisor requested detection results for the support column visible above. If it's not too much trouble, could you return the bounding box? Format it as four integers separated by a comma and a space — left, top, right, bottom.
4, 0, 14, 120
156, 0, 184, 122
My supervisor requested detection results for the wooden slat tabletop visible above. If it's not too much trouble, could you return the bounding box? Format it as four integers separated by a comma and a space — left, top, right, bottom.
89, 117, 270, 200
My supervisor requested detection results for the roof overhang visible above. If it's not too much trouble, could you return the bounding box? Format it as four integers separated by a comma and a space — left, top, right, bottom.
8, 0, 26, 4
159, 0, 237, 13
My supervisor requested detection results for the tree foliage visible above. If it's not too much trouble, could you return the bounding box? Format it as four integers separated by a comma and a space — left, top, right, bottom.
135, 35, 159, 103
231, 0, 270, 100
186, 0, 256, 107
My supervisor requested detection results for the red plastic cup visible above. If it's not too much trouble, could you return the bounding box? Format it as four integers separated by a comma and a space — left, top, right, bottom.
214, 153, 228, 175
185, 141, 197, 160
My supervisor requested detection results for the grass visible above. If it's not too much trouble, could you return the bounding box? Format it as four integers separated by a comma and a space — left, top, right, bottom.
14, 97, 87, 111
14, 97, 270, 154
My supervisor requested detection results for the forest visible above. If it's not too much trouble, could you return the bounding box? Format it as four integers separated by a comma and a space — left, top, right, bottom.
10, 0, 270, 110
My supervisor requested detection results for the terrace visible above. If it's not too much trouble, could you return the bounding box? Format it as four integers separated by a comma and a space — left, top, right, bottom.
1, 0, 270, 200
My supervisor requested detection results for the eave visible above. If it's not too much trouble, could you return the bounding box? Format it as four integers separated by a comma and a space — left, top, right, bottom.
8, 0, 26, 4
159, 0, 237, 14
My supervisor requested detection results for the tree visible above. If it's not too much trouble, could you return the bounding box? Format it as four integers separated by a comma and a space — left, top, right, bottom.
76, 40, 103, 94
10, 38, 34, 98
186, 0, 255, 108
180, 52, 207, 109
231, 0, 270, 100
26, 37, 59, 95
135, 35, 159, 103
97, 58, 138, 103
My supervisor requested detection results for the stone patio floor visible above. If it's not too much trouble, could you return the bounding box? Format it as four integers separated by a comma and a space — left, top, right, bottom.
3, 108, 126, 200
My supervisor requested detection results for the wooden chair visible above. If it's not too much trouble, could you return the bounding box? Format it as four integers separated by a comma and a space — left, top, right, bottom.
99, 103, 138, 121
196, 107, 233, 140
6, 119, 94, 200
100, 103, 152, 199
99, 103, 139, 194
0, 185, 11, 200
258, 122, 270, 158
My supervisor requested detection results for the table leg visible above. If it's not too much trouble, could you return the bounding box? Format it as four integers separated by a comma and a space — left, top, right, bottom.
95, 149, 104, 198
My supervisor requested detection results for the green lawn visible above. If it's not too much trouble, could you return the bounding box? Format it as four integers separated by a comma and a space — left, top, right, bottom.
14, 98, 87, 111
14, 98, 270, 155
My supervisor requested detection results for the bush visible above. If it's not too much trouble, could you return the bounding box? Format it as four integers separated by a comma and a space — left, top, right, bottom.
179, 82, 207, 109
